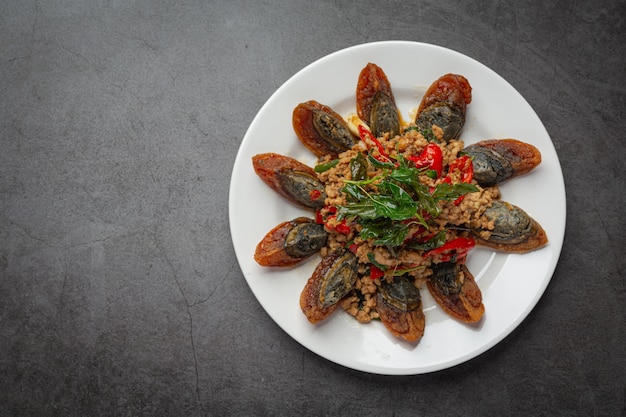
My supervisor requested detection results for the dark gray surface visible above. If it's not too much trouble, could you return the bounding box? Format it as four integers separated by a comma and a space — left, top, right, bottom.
1, 0, 624, 416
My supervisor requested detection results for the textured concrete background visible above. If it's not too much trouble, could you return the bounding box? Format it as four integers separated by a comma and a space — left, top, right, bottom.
1, 0, 624, 416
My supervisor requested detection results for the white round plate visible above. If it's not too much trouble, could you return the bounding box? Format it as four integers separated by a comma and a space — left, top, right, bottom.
229, 41, 566, 375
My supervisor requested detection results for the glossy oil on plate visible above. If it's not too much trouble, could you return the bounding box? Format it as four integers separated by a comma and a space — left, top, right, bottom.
229, 41, 566, 375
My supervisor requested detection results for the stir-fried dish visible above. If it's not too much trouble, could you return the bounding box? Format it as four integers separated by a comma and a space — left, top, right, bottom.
252, 63, 547, 343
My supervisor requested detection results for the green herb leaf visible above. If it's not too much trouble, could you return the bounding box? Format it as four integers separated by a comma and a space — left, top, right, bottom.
389, 165, 418, 184
338, 191, 416, 221
432, 182, 479, 201
366, 252, 388, 270
314, 159, 339, 173
336, 201, 380, 219
360, 218, 410, 247
406, 230, 447, 250
391, 265, 426, 276
350, 153, 368, 180
422, 129, 438, 142
425, 169, 438, 179
410, 182, 441, 218
341, 182, 369, 202
367, 153, 395, 169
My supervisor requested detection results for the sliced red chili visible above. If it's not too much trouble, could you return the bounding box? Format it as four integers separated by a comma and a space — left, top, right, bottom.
453, 195, 465, 206
358, 125, 391, 161
408, 143, 443, 178
370, 264, 385, 280
425, 236, 475, 263
315, 208, 324, 224
444, 155, 474, 205
334, 221, 351, 235
348, 243, 359, 254
324, 214, 351, 235
447, 155, 474, 183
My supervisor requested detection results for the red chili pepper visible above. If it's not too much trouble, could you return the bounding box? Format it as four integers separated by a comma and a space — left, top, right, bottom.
315, 208, 324, 224
309, 189, 322, 201
453, 196, 465, 206
316, 205, 336, 224
425, 237, 475, 263
358, 125, 391, 161
445, 155, 474, 205
324, 214, 336, 227
348, 243, 359, 254
334, 220, 351, 235
447, 155, 474, 183
370, 264, 384, 280
408, 143, 443, 177
324, 214, 351, 235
